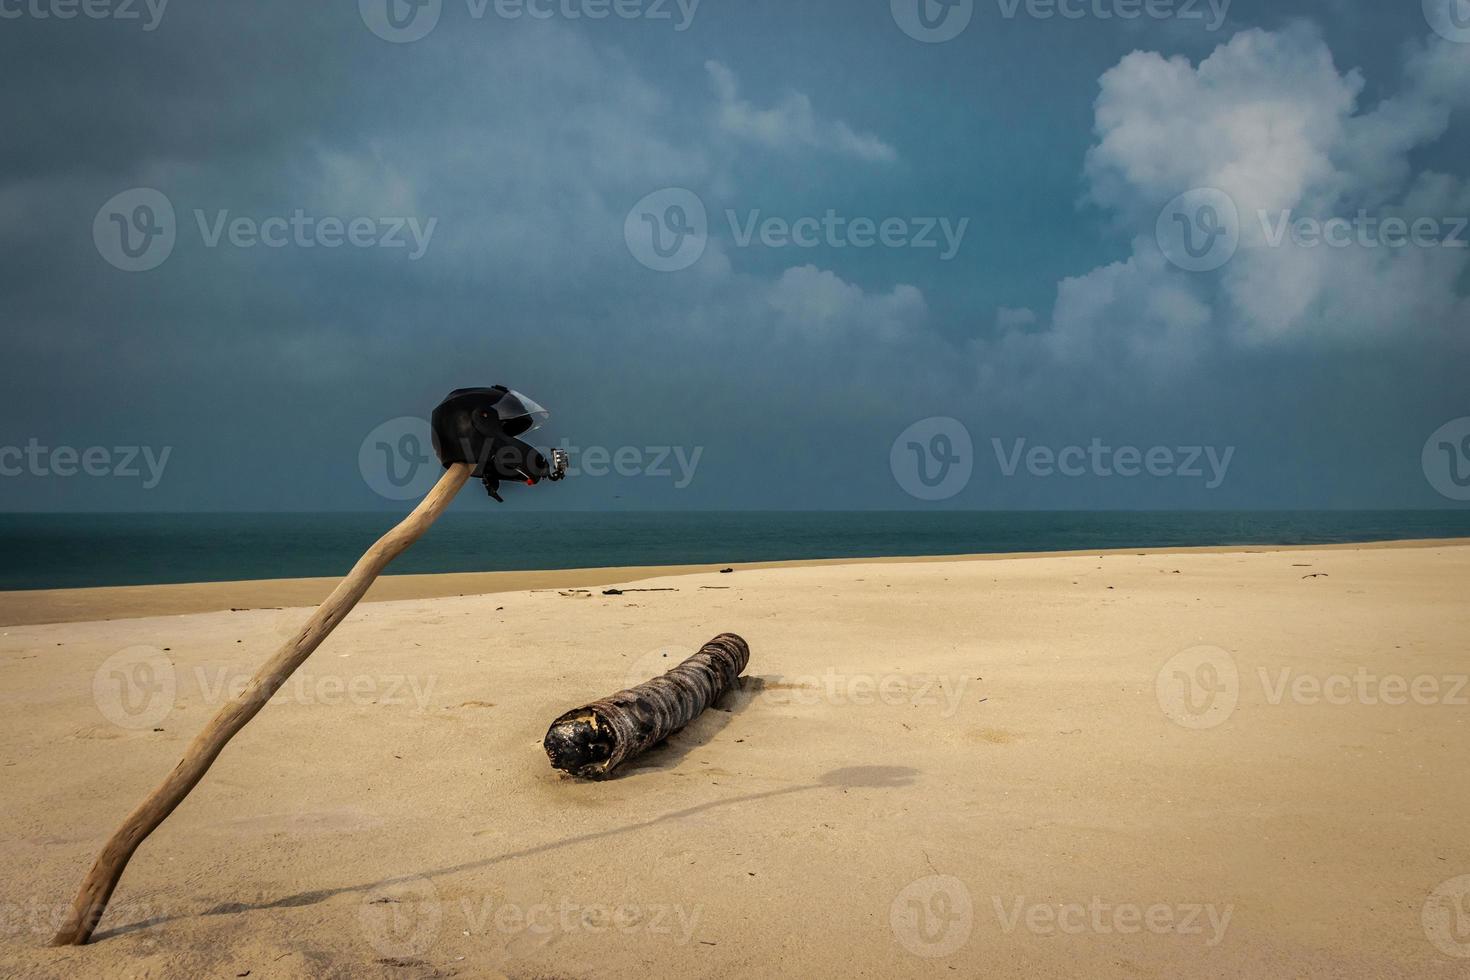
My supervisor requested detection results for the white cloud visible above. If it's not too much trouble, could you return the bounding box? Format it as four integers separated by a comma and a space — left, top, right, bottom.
1007, 24, 1470, 368
314, 146, 424, 217
996, 307, 1038, 330
765, 265, 926, 340
705, 61, 898, 164
1085, 24, 1361, 221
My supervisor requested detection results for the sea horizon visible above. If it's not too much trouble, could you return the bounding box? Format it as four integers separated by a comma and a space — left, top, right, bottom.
4, 509, 1468, 592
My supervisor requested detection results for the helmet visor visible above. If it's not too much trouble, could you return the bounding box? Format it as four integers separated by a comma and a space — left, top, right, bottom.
496, 389, 550, 434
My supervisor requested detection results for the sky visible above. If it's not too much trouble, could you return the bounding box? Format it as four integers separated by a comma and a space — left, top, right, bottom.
1, 0, 1468, 511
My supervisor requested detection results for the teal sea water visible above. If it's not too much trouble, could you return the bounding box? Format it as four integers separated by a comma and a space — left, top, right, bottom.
2, 511, 1468, 591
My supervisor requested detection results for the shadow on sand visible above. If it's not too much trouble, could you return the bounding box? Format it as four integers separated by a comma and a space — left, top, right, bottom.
92, 675, 917, 942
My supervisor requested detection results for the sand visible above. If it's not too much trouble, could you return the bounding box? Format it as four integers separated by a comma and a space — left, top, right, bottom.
1, 543, 1468, 978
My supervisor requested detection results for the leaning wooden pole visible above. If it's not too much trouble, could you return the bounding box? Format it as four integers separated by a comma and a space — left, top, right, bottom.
50, 463, 473, 946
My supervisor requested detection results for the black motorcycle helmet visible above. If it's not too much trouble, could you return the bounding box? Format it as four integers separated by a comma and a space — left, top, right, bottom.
431, 386, 566, 501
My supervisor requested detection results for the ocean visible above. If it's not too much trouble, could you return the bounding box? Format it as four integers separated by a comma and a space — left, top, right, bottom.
1, 510, 1468, 591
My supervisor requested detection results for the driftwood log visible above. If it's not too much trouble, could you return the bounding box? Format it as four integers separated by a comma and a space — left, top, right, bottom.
544, 632, 750, 779
49, 463, 474, 946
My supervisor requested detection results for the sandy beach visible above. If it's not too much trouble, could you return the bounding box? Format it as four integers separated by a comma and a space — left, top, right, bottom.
2, 542, 1468, 978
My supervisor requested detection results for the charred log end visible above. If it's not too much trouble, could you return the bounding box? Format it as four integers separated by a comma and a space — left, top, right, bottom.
544, 708, 619, 779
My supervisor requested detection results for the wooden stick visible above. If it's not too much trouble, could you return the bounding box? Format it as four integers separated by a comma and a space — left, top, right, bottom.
50, 463, 473, 945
